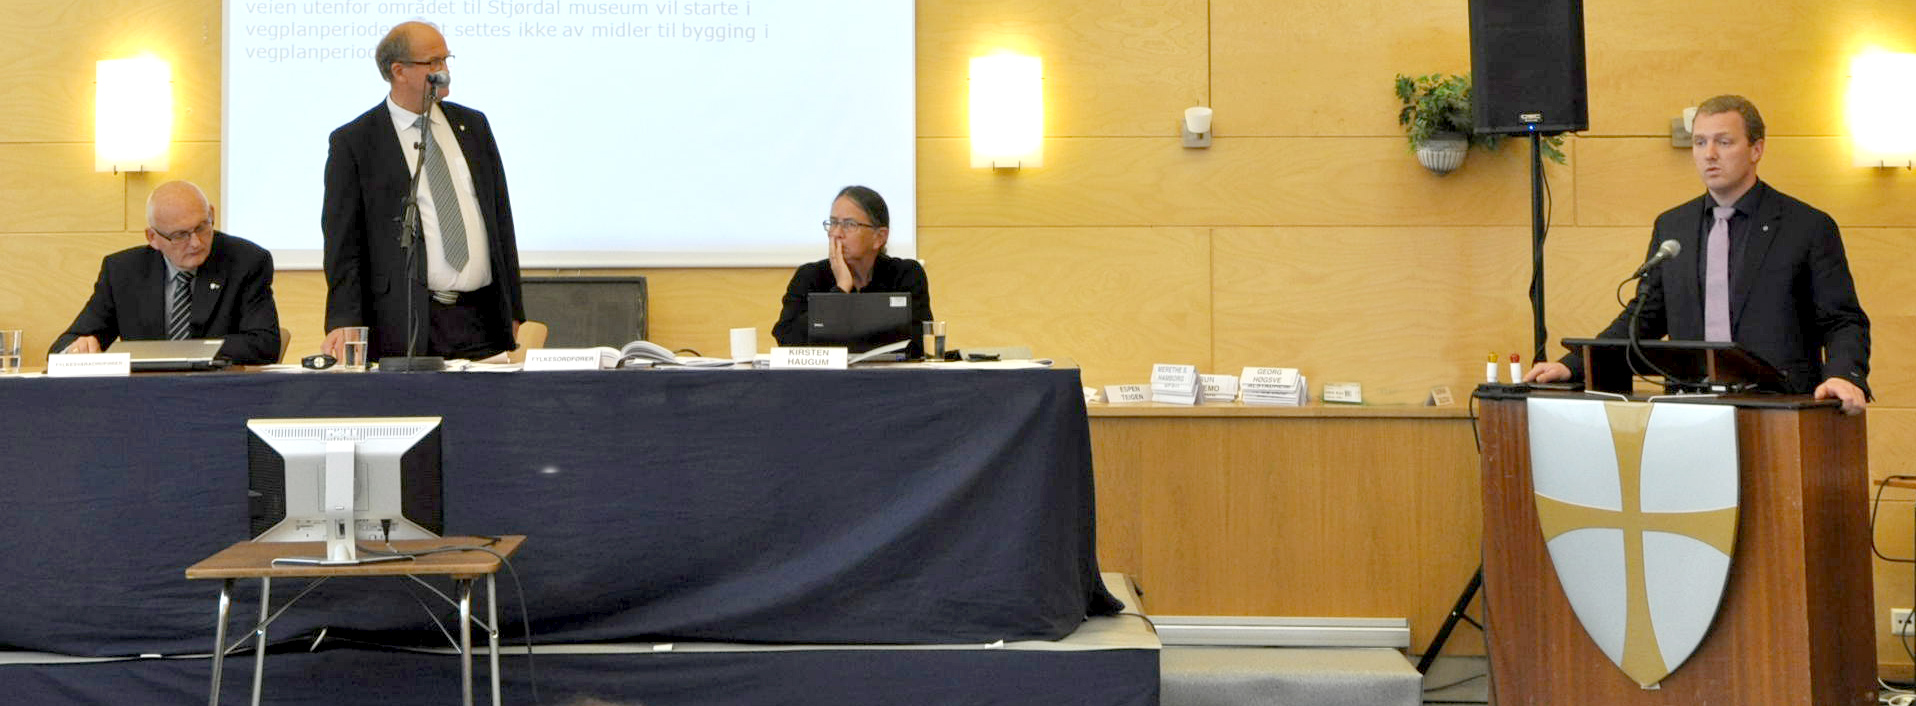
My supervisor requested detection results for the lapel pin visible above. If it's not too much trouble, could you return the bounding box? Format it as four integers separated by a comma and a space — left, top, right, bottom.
210, 282, 222, 291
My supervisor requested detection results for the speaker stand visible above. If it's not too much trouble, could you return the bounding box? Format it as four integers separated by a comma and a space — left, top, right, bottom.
1527, 131, 1548, 363
1416, 566, 1483, 674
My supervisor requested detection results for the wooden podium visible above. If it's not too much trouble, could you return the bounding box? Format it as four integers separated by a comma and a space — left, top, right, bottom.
1476, 388, 1873, 705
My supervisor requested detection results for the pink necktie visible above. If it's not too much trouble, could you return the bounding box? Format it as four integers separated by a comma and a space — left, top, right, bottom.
1703, 206, 1735, 342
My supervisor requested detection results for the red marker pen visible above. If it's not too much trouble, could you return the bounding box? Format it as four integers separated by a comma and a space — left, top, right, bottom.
1509, 353, 1522, 384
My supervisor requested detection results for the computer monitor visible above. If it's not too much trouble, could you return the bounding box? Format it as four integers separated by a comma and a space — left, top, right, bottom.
806, 292, 916, 355
246, 417, 444, 565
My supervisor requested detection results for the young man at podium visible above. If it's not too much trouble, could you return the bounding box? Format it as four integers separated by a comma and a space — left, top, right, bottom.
1523, 95, 1870, 414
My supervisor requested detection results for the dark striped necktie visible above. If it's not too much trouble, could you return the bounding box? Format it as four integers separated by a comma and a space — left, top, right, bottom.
167, 271, 194, 340
417, 114, 470, 271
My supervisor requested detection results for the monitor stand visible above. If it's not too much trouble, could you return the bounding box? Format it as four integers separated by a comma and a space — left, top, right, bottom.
271, 441, 412, 566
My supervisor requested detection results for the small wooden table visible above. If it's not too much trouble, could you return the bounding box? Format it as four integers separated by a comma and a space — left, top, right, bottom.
185, 535, 524, 706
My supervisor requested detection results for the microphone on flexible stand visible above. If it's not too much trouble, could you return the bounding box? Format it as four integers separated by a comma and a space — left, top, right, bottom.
380, 70, 455, 373
1629, 239, 1682, 279
1623, 239, 1684, 387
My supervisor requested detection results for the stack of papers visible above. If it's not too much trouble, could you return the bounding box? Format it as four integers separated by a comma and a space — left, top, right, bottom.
1200, 374, 1238, 403
620, 340, 737, 367
1239, 367, 1307, 406
1150, 364, 1201, 405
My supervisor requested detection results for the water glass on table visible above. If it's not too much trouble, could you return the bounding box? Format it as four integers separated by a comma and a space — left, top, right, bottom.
0, 330, 21, 373
339, 327, 370, 371
921, 321, 946, 361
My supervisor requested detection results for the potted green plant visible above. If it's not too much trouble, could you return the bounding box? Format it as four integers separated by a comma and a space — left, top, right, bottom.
1394, 73, 1564, 175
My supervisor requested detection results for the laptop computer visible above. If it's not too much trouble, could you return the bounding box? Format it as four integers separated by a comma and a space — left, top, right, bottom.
806, 292, 915, 356
109, 338, 230, 372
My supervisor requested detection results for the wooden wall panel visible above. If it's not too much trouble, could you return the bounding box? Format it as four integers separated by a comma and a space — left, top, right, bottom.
919, 227, 1211, 388
1570, 137, 1699, 227
634, 268, 794, 355
1872, 409, 1916, 674
919, 136, 1574, 228
1576, 136, 1916, 228
1871, 410, 1916, 485
1583, 1, 1916, 138
1, 0, 221, 144
1210, 0, 1471, 137
0, 145, 128, 233
1871, 495, 1914, 677
1849, 229, 1916, 404
1093, 413, 1483, 652
1535, 226, 1655, 358
1212, 226, 1538, 404
916, 0, 1208, 138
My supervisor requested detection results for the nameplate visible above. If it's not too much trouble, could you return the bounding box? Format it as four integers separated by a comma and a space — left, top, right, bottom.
1322, 382, 1363, 404
770, 346, 847, 370
1150, 363, 1197, 388
48, 353, 131, 377
1104, 384, 1150, 403
1083, 386, 1104, 405
1427, 386, 1456, 407
1200, 374, 1238, 400
1240, 366, 1301, 389
524, 348, 612, 371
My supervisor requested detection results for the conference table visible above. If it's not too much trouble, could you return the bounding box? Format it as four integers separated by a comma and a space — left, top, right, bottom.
0, 365, 1118, 659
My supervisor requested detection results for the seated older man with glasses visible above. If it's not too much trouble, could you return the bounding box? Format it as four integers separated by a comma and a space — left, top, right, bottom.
772, 185, 934, 356
51, 180, 283, 364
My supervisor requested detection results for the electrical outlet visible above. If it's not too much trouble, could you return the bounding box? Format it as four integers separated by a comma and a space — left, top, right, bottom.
1893, 608, 1914, 636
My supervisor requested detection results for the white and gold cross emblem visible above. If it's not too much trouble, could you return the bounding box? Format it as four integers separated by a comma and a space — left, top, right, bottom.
1528, 398, 1740, 688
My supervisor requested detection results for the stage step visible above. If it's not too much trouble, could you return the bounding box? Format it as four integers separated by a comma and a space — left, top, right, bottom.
1160, 646, 1422, 706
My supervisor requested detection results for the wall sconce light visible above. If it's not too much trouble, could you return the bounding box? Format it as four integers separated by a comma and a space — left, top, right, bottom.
1848, 51, 1916, 168
1182, 106, 1213, 148
969, 54, 1043, 169
1669, 106, 1697, 148
96, 55, 172, 173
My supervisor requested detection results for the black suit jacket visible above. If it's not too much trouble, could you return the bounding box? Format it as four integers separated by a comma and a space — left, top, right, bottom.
321, 100, 524, 359
51, 232, 282, 364
1564, 181, 1870, 395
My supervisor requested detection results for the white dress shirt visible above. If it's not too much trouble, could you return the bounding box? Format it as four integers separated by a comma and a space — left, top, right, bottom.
386, 97, 492, 293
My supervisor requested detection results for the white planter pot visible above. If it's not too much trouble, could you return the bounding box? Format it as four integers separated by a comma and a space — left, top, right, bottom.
1416, 135, 1469, 175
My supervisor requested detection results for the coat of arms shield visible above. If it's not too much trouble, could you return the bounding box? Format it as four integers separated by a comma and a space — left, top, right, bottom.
1526, 397, 1739, 687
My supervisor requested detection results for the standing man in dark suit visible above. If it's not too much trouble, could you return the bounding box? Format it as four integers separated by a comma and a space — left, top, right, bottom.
321, 20, 523, 363
1525, 95, 1870, 413
52, 180, 281, 364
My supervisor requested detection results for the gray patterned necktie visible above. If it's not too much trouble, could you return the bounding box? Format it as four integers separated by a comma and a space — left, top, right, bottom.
416, 114, 470, 271
167, 271, 194, 340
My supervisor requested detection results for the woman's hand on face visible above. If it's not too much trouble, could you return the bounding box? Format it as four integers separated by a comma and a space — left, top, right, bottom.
828, 236, 856, 292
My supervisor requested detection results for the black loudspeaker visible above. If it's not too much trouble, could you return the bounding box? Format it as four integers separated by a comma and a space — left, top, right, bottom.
1469, 0, 1589, 136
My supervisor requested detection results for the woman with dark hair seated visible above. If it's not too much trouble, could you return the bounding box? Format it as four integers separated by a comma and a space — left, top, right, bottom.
772, 186, 933, 355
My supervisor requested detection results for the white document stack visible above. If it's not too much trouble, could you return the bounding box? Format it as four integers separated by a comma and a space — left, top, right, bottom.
1239, 367, 1308, 406
1150, 364, 1202, 405
1200, 374, 1238, 403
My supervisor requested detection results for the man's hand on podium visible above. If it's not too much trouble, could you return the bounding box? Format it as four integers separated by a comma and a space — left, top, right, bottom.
1814, 377, 1867, 415
1523, 361, 1571, 384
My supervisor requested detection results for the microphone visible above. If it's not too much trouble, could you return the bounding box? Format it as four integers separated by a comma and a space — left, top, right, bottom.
427, 71, 450, 88
1630, 239, 1681, 279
